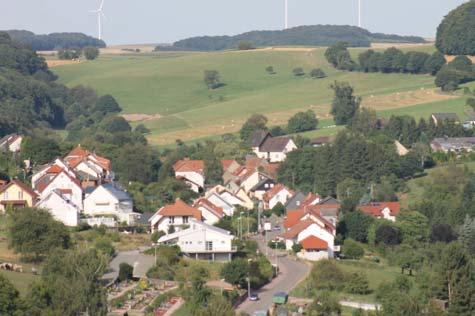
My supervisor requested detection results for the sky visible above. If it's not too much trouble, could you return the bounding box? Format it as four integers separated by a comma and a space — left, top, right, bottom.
0, 0, 468, 45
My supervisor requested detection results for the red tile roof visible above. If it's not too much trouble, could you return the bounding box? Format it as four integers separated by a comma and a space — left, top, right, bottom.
193, 198, 224, 218
173, 159, 236, 174
284, 209, 305, 229
300, 235, 328, 250
36, 170, 82, 193
65, 145, 111, 171
157, 198, 202, 220
284, 207, 335, 234
282, 220, 315, 239
358, 202, 400, 217
46, 165, 63, 174
67, 145, 89, 158
299, 193, 321, 209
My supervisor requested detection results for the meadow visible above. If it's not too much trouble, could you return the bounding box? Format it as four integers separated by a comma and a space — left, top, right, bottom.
52, 44, 470, 146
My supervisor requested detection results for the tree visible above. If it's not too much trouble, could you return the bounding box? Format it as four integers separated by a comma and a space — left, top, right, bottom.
94, 237, 115, 257
265, 66, 275, 74
271, 202, 285, 217
466, 98, 475, 111
404, 51, 430, 74
379, 47, 406, 73
310, 68, 326, 78
325, 42, 356, 70
350, 108, 378, 136
83, 46, 100, 60
375, 224, 402, 246
8, 208, 70, 261
307, 292, 342, 316
115, 143, 160, 184
239, 114, 268, 143
118, 263, 134, 282
337, 178, 366, 213
345, 273, 370, 294
330, 81, 361, 125
430, 224, 457, 243
100, 116, 131, 133
397, 211, 429, 242
342, 238, 364, 259
94, 95, 122, 114
0, 274, 24, 315
293, 67, 305, 76
203, 70, 222, 89
292, 243, 303, 253
27, 248, 108, 316
436, 1, 475, 55
134, 123, 150, 134
435, 68, 460, 91
459, 215, 475, 255
310, 260, 346, 291
57, 49, 81, 60
195, 294, 234, 316
287, 110, 318, 133
424, 51, 446, 75
237, 41, 254, 50
341, 211, 373, 243
20, 136, 61, 165
220, 258, 248, 288
151, 230, 166, 243
204, 156, 224, 185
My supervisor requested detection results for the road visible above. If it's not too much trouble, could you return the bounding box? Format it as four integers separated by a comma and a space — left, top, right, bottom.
236, 218, 311, 315
102, 248, 155, 284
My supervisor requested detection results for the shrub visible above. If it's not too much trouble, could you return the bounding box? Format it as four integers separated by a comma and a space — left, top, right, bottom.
375, 224, 402, 246
94, 237, 115, 257
84, 46, 100, 60
342, 239, 364, 259
310, 68, 326, 78
265, 66, 275, 74
292, 67, 305, 76
118, 263, 134, 282
310, 260, 346, 291
345, 272, 371, 294
151, 230, 166, 243
238, 41, 254, 50
292, 243, 303, 253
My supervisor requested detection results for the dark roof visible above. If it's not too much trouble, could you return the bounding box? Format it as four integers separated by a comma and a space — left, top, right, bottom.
260, 137, 292, 152
310, 136, 330, 145
319, 196, 340, 205
251, 130, 271, 147
101, 183, 131, 201
250, 177, 275, 192
138, 212, 154, 225
285, 191, 306, 210
432, 113, 460, 122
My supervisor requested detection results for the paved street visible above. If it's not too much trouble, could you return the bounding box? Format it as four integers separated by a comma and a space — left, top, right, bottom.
102, 249, 155, 284
236, 219, 311, 315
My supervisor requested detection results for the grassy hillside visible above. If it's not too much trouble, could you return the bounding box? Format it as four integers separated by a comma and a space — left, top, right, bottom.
53, 45, 470, 146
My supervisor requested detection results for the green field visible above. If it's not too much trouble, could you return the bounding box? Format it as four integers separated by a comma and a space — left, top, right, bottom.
53, 45, 468, 146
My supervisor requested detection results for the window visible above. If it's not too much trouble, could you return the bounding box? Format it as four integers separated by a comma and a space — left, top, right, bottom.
18, 191, 23, 199
183, 216, 189, 224
206, 241, 213, 251
169, 216, 175, 224
264, 183, 269, 188
3, 192, 8, 200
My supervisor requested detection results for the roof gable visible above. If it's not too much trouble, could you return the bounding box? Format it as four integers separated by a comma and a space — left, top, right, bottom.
156, 198, 202, 220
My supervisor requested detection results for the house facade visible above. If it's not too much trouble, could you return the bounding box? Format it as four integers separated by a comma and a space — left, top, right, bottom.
251, 130, 297, 163
359, 202, 400, 222
193, 198, 224, 225
158, 219, 236, 261
0, 180, 38, 212
149, 199, 203, 233
83, 183, 139, 225
37, 190, 80, 226
263, 184, 294, 209
37, 171, 83, 211
430, 137, 475, 153
0, 134, 22, 152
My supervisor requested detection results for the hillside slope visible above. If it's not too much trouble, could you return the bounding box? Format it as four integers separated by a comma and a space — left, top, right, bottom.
52, 45, 470, 146
159, 25, 426, 51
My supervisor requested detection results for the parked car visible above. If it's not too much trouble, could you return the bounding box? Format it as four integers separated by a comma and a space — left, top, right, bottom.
249, 293, 259, 301
273, 225, 281, 231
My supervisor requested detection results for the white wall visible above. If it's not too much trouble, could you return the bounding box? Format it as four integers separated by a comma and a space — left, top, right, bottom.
40, 172, 83, 210
197, 206, 221, 225
83, 186, 133, 224
207, 194, 234, 216
241, 171, 260, 193
152, 215, 193, 233
268, 189, 292, 209
175, 171, 204, 192
37, 193, 79, 227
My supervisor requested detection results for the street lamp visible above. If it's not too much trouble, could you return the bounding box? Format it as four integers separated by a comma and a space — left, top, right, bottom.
247, 258, 252, 299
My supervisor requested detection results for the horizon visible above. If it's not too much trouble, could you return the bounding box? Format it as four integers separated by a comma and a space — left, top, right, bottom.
0, 0, 468, 45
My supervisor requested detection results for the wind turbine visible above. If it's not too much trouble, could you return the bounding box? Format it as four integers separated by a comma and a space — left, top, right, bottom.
358, 0, 362, 28
91, 0, 105, 40
284, 0, 289, 29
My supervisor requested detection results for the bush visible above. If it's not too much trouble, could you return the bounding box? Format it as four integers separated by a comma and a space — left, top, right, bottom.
287, 110, 318, 133
118, 263, 134, 282
310, 68, 326, 78
151, 230, 166, 243
94, 237, 115, 257
238, 41, 254, 50
84, 46, 100, 60
267, 240, 286, 250
204, 70, 223, 89
310, 260, 346, 291
375, 224, 402, 246
292, 67, 305, 76
345, 272, 371, 294
342, 239, 364, 259
265, 66, 275, 74
271, 202, 286, 217
292, 243, 303, 253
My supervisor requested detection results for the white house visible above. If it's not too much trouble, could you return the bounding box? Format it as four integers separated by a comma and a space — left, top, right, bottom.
83, 183, 139, 225
32, 159, 76, 188
263, 184, 293, 209
37, 190, 80, 227
193, 198, 224, 225
37, 170, 83, 211
282, 219, 336, 261
158, 219, 236, 261
358, 202, 400, 222
149, 198, 203, 233
251, 130, 297, 163
0, 134, 22, 152
205, 192, 235, 216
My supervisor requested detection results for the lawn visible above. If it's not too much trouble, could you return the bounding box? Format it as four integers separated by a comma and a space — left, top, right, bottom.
1, 270, 39, 296
52, 45, 461, 146
291, 257, 405, 304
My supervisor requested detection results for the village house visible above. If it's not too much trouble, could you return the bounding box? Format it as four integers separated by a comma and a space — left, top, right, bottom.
262, 184, 294, 209
0, 179, 38, 212
310, 136, 331, 148
0, 134, 22, 153
157, 219, 236, 261
63, 145, 113, 183
149, 198, 203, 233
205, 191, 235, 216
431, 113, 460, 126
193, 198, 225, 225
36, 170, 84, 211
173, 159, 242, 193
358, 202, 400, 222
83, 183, 139, 226
37, 190, 80, 226
251, 130, 297, 163
250, 176, 276, 200
430, 137, 475, 153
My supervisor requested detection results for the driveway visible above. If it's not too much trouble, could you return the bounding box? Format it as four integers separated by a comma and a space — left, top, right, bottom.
236, 223, 311, 315
102, 249, 155, 284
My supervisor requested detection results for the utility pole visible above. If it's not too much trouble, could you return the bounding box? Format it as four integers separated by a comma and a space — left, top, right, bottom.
257, 201, 263, 233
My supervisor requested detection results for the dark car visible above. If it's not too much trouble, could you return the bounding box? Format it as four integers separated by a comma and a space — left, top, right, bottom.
249, 293, 259, 301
